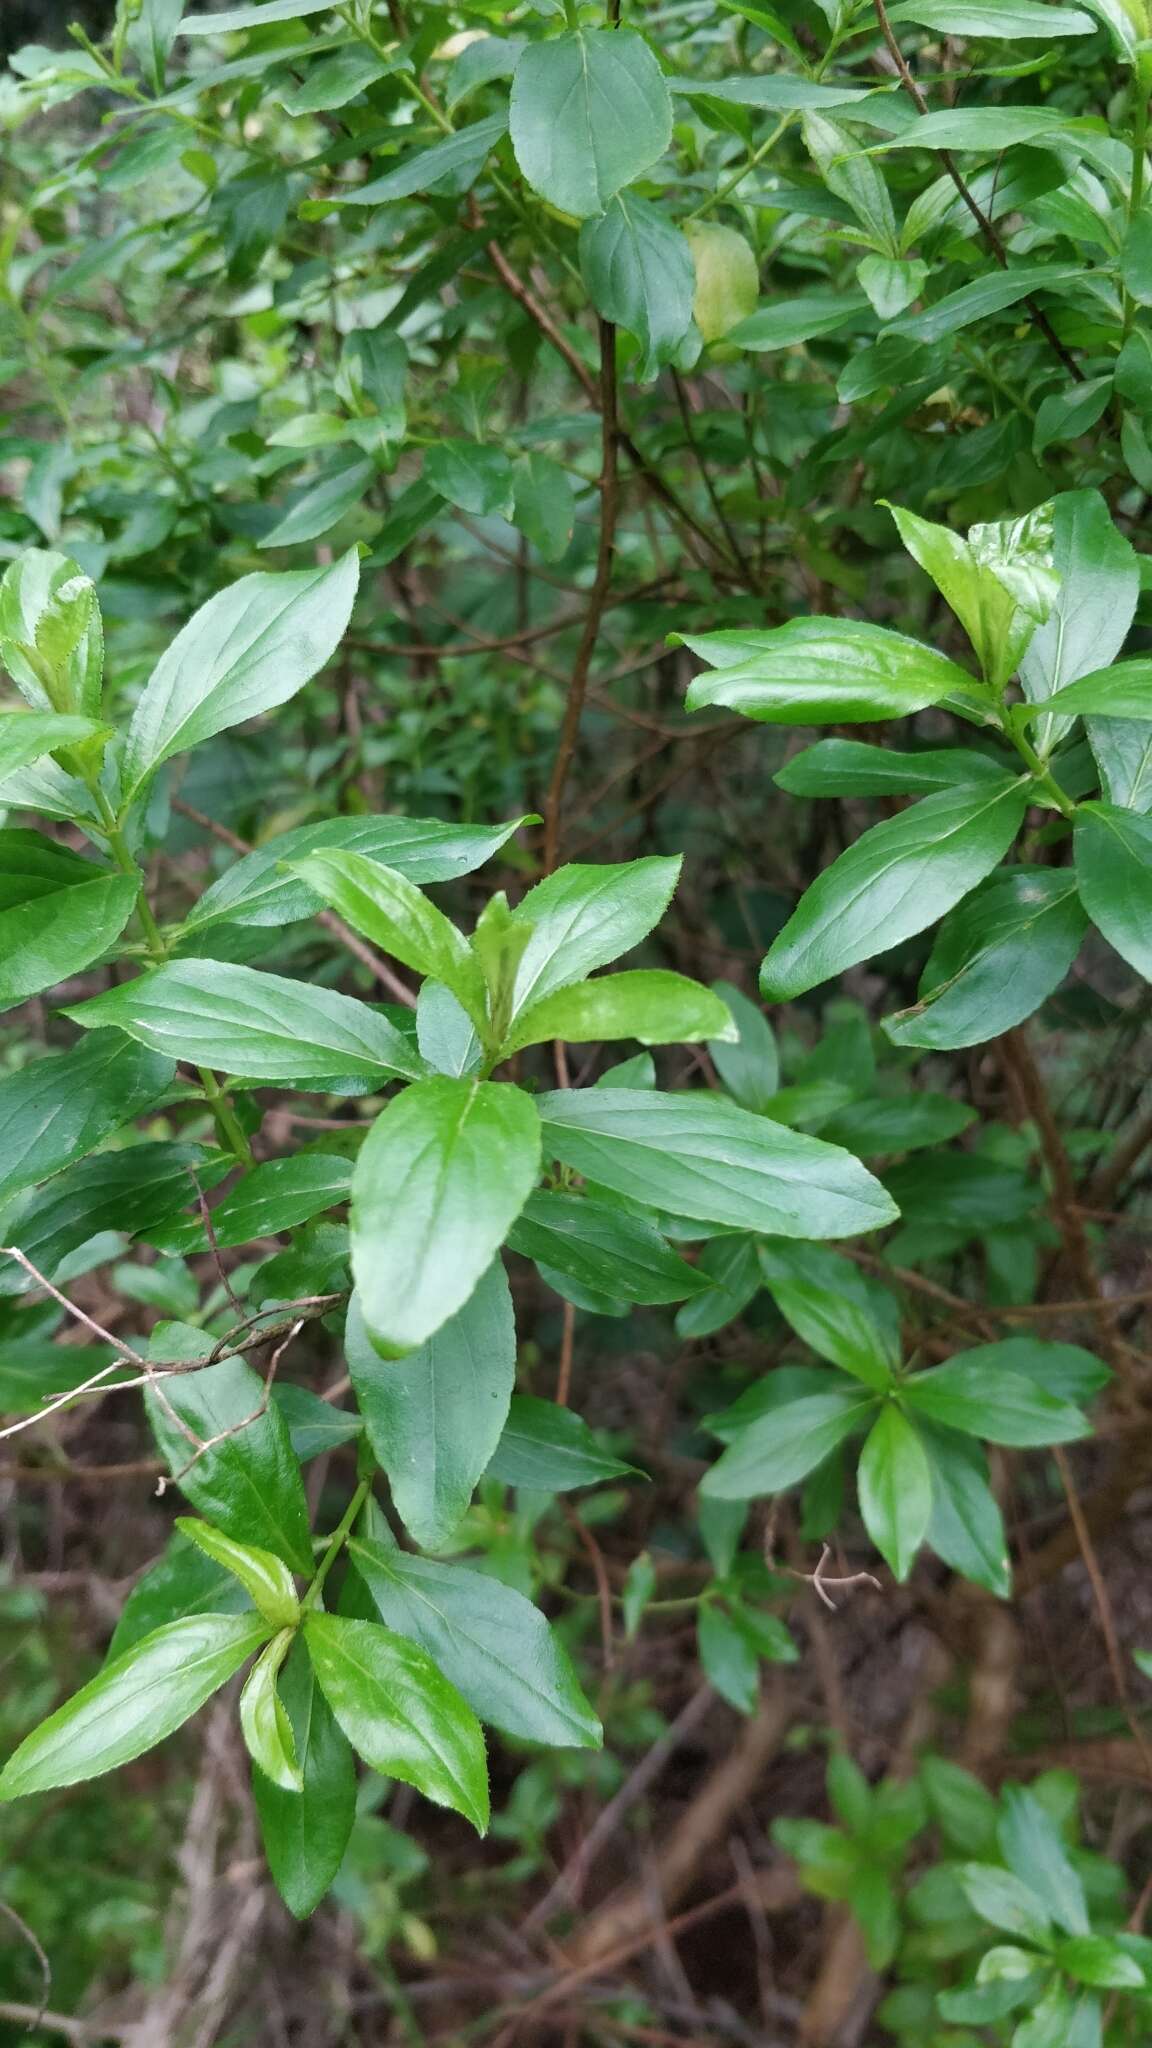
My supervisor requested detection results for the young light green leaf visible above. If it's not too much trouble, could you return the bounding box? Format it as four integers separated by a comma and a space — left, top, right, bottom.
883, 870, 1088, 1050
253, 1639, 357, 1919
350, 1534, 601, 1749
304, 1612, 489, 1832
486, 1394, 642, 1491
121, 552, 359, 797
0, 1032, 174, 1205
886, 502, 1057, 688
0, 549, 103, 719
0, 832, 138, 1013
351, 1078, 540, 1357
509, 857, 681, 1017
0, 1613, 271, 1799
147, 1356, 314, 1574
288, 850, 487, 1026
759, 779, 1029, 1002
346, 1263, 515, 1551
0, 710, 108, 781
702, 1388, 876, 1500
175, 1519, 300, 1629
537, 1088, 898, 1239
682, 618, 978, 724
240, 1630, 302, 1793
684, 221, 760, 342
1075, 802, 1152, 980
505, 969, 735, 1054
65, 961, 423, 1086
507, 1191, 709, 1305
108, 1531, 253, 1659
509, 28, 672, 219
857, 1405, 932, 1581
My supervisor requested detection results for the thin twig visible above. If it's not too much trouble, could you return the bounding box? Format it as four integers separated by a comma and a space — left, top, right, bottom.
1051, 1444, 1152, 1787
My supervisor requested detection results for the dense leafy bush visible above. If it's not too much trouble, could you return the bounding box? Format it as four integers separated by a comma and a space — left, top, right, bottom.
3, 0, 1152, 2041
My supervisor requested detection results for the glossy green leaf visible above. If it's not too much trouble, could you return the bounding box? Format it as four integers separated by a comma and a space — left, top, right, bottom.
759, 778, 1029, 1002
289, 850, 486, 1025
351, 1078, 539, 1357
0, 1032, 174, 1205
146, 1355, 314, 1573
538, 1087, 897, 1239
887, 501, 1057, 688
509, 857, 681, 1018
240, 1630, 302, 1792
350, 1532, 601, 1748
857, 1404, 932, 1581
506, 969, 734, 1054
920, 1423, 1012, 1598
1075, 802, 1152, 979
346, 1262, 515, 1550
253, 1639, 357, 1919
1033, 657, 1152, 721
65, 961, 423, 1086
0, 1141, 225, 1297
0, 832, 138, 1012
304, 1612, 489, 1832
1057, 1937, 1144, 1988
175, 1519, 300, 1629
903, 1353, 1091, 1445
675, 1235, 762, 1337
970, 1337, 1108, 1406
272, 1384, 363, 1464
0, 1613, 271, 1798
108, 1532, 252, 1659
181, 0, 340, 27
509, 28, 672, 219
775, 740, 1008, 798
485, 1394, 642, 1491
152, 1154, 352, 1255
277, 44, 397, 114
507, 1191, 709, 1305
701, 1388, 876, 1500
682, 617, 978, 724
121, 552, 359, 797
884, 869, 1088, 1050
1033, 376, 1112, 458
957, 1862, 1051, 1944
1020, 488, 1138, 762
757, 1240, 900, 1387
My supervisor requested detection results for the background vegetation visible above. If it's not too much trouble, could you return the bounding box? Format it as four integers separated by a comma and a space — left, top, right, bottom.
3, 0, 1152, 2043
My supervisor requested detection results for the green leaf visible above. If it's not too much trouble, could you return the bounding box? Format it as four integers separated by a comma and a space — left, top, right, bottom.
184, 812, 531, 937
886, 107, 1101, 151
884, 870, 1088, 1050
416, 980, 482, 1078
957, 1862, 1052, 1945
698, 1603, 759, 1713
920, 1755, 999, 1854
346, 1262, 515, 1550
0, 1141, 225, 1297
253, 1639, 357, 1919
108, 1532, 252, 1659
485, 1394, 641, 1491
0, 832, 138, 1012
0, 710, 108, 781
509, 28, 672, 220
886, 0, 1093, 29
1075, 802, 1152, 980
684, 221, 760, 343
288, 850, 486, 1025
803, 112, 897, 255
152, 1154, 352, 1255
349, 1533, 601, 1748
240, 1630, 302, 1792
65, 961, 423, 1086
757, 1240, 900, 1388
675, 1236, 761, 1336
507, 1191, 708, 1305
537, 1087, 897, 1239
1020, 489, 1138, 760
822, 1092, 976, 1155
181, 0, 341, 26
424, 441, 514, 520
856, 255, 926, 320
890, 264, 1087, 344
682, 617, 978, 724
277, 44, 397, 114
259, 459, 373, 550
728, 293, 870, 351
1056, 1936, 1145, 1988
903, 1352, 1091, 1446
759, 779, 1029, 1002
175, 1519, 300, 1629
511, 453, 575, 562
701, 1388, 876, 1500
304, 1612, 489, 1832
0, 1032, 174, 1205
707, 981, 779, 1112
121, 552, 359, 798
506, 970, 734, 1054
338, 115, 507, 206
1032, 377, 1112, 458
920, 1423, 1012, 1598
580, 195, 695, 379
0, 550, 103, 719
146, 1356, 314, 1574
272, 1385, 363, 1464
775, 740, 1008, 798
999, 1787, 1089, 1936
0, 1613, 271, 1798
509, 857, 681, 1018
351, 1078, 540, 1357
887, 501, 1057, 688
969, 1337, 1107, 1406
127, 0, 186, 88
1032, 657, 1152, 721
857, 1404, 932, 1580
